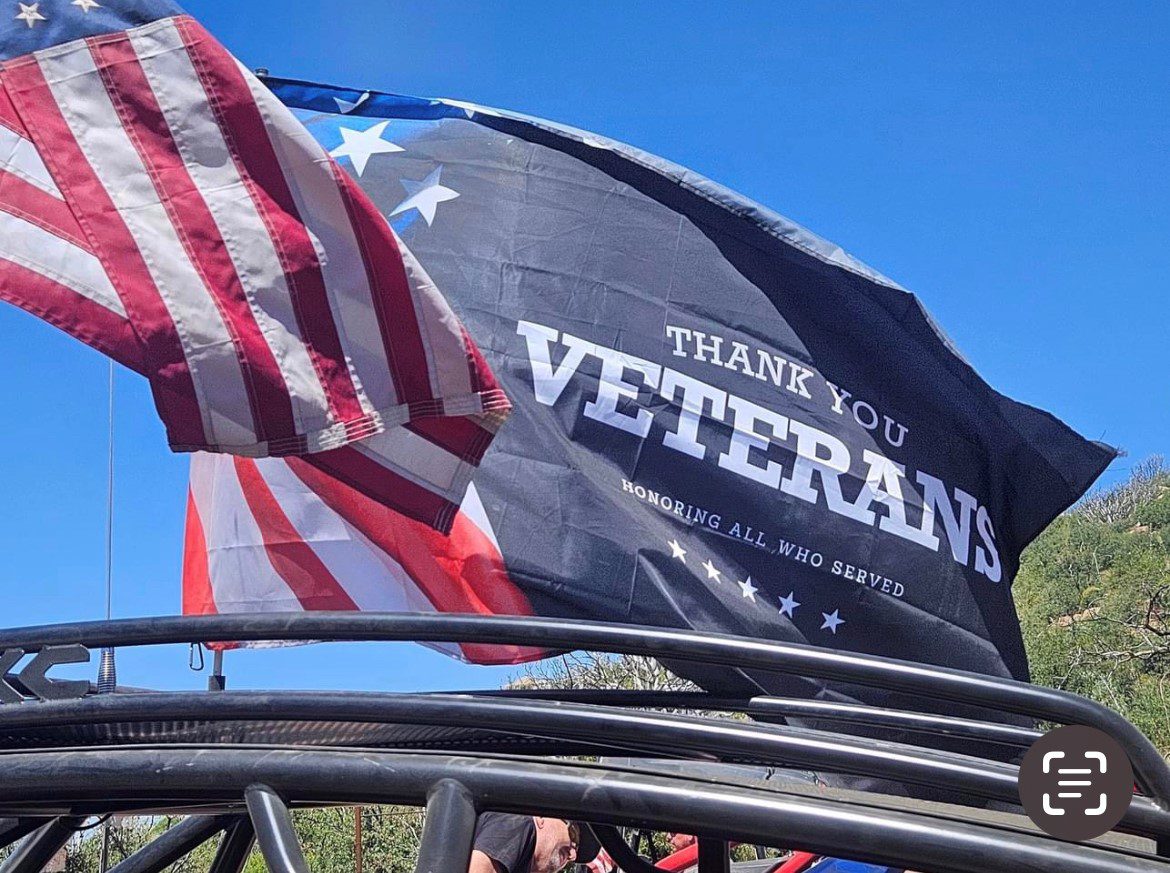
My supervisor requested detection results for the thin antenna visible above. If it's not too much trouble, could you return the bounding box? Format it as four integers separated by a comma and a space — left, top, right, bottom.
97, 360, 117, 695
104, 359, 114, 621
97, 362, 117, 873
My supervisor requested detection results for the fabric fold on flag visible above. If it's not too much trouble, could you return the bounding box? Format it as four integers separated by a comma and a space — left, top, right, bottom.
183, 451, 542, 666
0, 4, 508, 531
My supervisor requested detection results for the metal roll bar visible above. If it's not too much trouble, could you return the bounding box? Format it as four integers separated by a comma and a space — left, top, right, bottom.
107, 815, 235, 873
0, 817, 85, 873
482, 688, 1045, 749
1, 612, 1166, 811
207, 818, 255, 873
2, 689, 1168, 844
0, 746, 1162, 873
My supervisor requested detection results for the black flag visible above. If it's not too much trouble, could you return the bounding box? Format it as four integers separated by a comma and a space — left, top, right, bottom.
270, 80, 1113, 708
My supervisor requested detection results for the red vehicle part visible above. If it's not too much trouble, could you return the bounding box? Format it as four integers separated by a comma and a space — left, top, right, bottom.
655, 843, 817, 872
656, 843, 698, 871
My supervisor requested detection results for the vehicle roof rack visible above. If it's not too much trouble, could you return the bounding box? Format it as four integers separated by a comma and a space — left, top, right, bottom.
0, 612, 1167, 873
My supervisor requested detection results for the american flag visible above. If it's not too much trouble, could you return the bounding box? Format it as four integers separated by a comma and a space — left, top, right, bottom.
0, 1, 509, 531
183, 452, 542, 665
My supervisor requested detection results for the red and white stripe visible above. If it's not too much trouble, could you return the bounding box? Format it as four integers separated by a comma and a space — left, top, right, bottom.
586, 848, 616, 873
183, 452, 543, 666
0, 86, 144, 371
0, 15, 507, 530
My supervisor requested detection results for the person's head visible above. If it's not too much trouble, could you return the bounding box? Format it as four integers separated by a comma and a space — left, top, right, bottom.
530, 817, 579, 873
669, 832, 696, 852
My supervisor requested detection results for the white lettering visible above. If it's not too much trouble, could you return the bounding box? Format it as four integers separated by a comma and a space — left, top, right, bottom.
786, 363, 814, 399
516, 321, 592, 406
852, 400, 879, 431
692, 330, 724, 365
724, 341, 754, 374
782, 420, 872, 522
883, 416, 908, 448
825, 381, 852, 416
853, 450, 936, 548
665, 324, 692, 358
582, 345, 662, 438
755, 350, 788, 387
660, 368, 728, 460
519, 319, 999, 582
718, 395, 789, 488
975, 505, 1002, 582
916, 472, 978, 566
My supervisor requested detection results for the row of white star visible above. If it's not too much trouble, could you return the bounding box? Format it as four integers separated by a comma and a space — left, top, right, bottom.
15, 1, 100, 28
326, 121, 460, 227
667, 537, 847, 634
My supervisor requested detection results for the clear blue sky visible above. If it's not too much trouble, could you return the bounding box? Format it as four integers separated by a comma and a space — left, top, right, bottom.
1, 1, 1166, 692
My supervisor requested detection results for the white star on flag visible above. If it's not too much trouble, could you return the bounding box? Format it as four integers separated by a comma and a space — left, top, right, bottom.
391, 166, 460, 227
820, 610, 846, 634
737, 577, 758, 602
778, 591, 800, 618
15, 3, 46, 27
701, 559, 722, 582
71, 0, 101, 11
667, 539, 687, 562
328, 120, 403, 176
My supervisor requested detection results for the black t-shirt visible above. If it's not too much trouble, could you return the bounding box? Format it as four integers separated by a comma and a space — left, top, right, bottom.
472, 813, 537, 873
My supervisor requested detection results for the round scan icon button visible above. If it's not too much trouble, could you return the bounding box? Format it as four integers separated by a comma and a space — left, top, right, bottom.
1018, 725, 1134, 840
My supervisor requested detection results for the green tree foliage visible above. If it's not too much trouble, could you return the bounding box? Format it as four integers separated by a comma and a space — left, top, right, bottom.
510, 651, 697, 696
59, 807, 424, 873
63, 817, 229, 873
295, 806, 425, 873
1015, 457, 1170, 754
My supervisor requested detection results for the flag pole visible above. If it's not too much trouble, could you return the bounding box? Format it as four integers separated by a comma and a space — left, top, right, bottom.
98, 362, 116, 873
209, 649, 226, 691
97, 360, 117, 695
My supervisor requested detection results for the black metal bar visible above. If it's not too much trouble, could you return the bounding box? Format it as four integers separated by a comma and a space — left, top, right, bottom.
0, 613, 1162, 809
208, 650, 225, 693
0, 817, 85, 873
592, 825, 660, 873
698, 838, 730, 873
414, 780, 477, 873
208, 819, 255, 873
6, 690, 1167, 843
245, 785, 308, 873
0, 747, 1161, 873
0, 820, 43, 853
483, 688, 1043, 748
107, 815, 235, 873
0, 691, 1022, 804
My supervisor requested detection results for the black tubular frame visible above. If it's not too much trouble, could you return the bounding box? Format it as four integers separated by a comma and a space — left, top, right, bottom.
698, 838, 731, 873
0, 747, 1165, 873
106, 815, 235, 873
207, 818, 255, 873
483, 688, 1045, 749
1, 612, 1166, 801
0, 821, 42, 852
0, 611, 1168, 872
414, 780, 476, 873
593, 825, 661, 873
245, 785, 309, 873
5, 688, 1170, 843
0, 817, 85, 873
